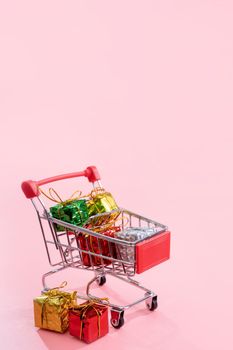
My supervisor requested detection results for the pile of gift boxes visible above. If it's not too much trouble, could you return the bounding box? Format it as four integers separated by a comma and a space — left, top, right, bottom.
44, 187, 159, 266
49, 187, 118, 231
34, 284, 108, 343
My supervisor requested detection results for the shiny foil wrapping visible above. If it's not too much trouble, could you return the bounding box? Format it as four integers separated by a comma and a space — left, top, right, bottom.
87, 192, 118, 217
34, 290, 77, 333
50, 199, 89, 231
69, 302, 109, 343
76, 226, 120, 266
115, 227, 159, 263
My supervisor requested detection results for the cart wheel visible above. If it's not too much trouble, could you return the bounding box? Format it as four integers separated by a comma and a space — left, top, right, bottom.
146, 296, 158, 311
96, 275, 106, 286
110, 309, 125, 329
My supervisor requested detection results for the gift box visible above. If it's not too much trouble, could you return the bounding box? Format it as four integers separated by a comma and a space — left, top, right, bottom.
69, 301, 109, 343
115, 227, 162, 263
50, 199, 89, 231
33, 287, 77, 333
87, 189, 118, 217
76, 226, 120, 266
115, 227, 170, 273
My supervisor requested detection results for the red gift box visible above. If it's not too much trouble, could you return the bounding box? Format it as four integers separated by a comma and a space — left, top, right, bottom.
76, 226, 120, 266
69, 302, 109, 343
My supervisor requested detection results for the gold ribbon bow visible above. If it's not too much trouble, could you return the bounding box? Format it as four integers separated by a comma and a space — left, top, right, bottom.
39, 188, 83, 205
89, 187, 106, 198
39, 186, 109, 203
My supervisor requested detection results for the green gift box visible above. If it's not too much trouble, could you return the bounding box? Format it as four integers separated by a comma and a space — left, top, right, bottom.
50, 199, 89, 231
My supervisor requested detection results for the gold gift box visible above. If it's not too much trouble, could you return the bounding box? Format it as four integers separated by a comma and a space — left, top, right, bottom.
87, 191, 118, 217
34, 289, 76, 333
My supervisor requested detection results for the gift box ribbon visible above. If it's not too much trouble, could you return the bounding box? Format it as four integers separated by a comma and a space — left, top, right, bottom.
39, 188, 83, 205
39, 187, 111, 205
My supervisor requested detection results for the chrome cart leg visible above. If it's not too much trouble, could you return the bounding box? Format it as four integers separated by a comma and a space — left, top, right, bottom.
85, 272, 158, 328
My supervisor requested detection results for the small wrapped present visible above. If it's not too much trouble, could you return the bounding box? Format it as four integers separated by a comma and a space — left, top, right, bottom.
69, 301, 109, 343
91, 225, 120, 265
33, 283, 77, 333
50, 199, 89, 231
115, 227, 161, 263
87, 188, 118, 217
76, 226, 120, 266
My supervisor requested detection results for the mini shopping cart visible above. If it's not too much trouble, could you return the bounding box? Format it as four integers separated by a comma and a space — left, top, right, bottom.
22, 166, 170, 328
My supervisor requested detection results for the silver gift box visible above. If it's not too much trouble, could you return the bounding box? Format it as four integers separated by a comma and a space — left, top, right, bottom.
115, 227, 160, 263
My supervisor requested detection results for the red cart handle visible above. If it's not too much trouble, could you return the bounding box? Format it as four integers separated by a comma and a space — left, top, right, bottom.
21, 166, 101, 199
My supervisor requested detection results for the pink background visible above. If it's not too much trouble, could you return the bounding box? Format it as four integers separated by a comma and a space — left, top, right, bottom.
1, 1, 233, 349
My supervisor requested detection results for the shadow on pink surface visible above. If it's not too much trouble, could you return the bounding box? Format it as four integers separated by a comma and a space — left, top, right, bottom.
37, 330, 87, 350
36, 306, 178, 350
